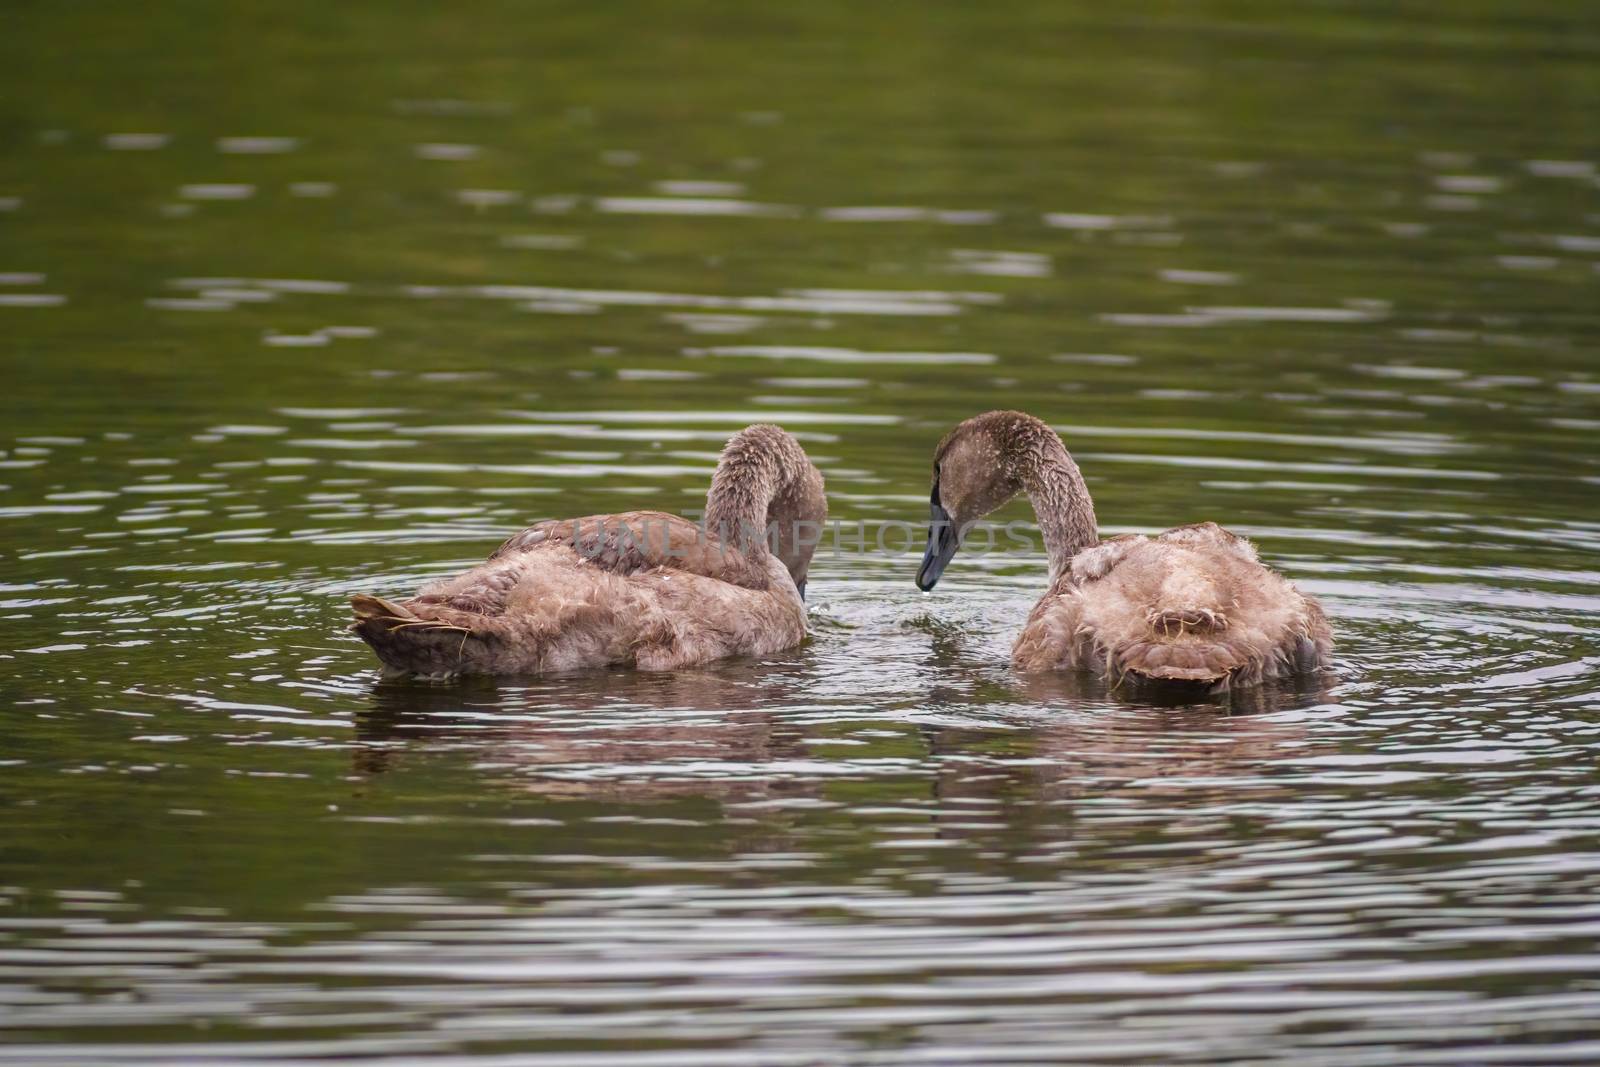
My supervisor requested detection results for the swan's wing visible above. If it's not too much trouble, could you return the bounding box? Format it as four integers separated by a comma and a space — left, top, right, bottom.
1155, 521, 1260, 564
1068, 534, 1147, 584
354, 512, 795, 675
490, 510, 770, 590
1015, 535, 1144, 670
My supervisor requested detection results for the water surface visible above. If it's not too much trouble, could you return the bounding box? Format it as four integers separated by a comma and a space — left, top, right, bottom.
3, 2, 1600, 1063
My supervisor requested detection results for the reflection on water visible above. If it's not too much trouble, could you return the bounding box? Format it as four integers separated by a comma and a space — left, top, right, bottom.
3, 0, 1600, 1063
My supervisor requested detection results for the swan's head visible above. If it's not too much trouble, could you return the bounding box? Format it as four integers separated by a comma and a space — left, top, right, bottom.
768, 450, 826, 599
916, 411, 1054, 591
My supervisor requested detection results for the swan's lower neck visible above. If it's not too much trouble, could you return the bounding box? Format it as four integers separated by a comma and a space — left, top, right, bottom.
704, 468, 780, 557
1023, 453, 1099, 580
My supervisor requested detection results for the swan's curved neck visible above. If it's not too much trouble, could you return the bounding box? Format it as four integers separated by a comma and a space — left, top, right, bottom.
1020, 444, 1099, 580
705, 468, 777, 555
704, 429, 800, 556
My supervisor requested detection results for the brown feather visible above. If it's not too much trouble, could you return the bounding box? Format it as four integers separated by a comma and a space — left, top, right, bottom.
348, 425, 826, 678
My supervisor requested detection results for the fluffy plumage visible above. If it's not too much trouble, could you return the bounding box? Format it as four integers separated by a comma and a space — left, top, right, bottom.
919, 411, 1332, 690
350, 425, 826, 678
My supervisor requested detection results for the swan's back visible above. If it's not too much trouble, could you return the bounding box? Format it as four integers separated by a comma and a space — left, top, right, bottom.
351, 511, 804, 677
1015, 522, 1330, 687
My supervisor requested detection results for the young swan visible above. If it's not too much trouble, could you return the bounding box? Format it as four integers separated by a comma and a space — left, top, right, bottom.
916, 411, 1332, 689
351, 424, 826, 677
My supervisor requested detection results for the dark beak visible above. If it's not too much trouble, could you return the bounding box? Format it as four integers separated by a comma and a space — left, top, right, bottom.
916, 498, 959, 591
796, 579, 806, 602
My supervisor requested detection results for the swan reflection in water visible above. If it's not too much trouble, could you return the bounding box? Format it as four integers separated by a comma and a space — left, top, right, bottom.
352, 654, 1335, 861
353, 662, 817, 804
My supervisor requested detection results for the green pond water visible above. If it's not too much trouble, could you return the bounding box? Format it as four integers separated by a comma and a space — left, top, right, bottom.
3, 2, 1600, 1063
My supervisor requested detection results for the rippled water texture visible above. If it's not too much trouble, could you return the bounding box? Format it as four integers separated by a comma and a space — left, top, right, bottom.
4, 3, 1600, 1064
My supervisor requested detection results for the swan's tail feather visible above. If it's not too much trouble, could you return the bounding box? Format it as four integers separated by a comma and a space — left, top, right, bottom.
351, 593, 415, 625
350, 594, 488, 676
1109, 570, 1242, 683
1147, 605, 1228, 637
1112, 638, 1243, 685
